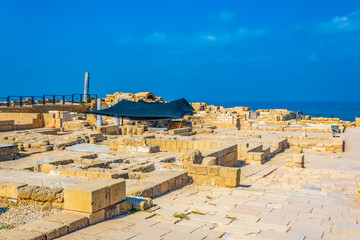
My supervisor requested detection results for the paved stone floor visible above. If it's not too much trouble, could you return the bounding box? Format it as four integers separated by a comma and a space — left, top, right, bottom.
57, 184, 360, 240
53, 128, 360, 239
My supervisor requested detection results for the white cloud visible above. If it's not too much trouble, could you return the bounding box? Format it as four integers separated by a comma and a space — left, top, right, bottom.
218, 10, 234, 22
316, 11, 360, 33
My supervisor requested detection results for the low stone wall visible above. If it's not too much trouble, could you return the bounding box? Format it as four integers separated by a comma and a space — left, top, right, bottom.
104, 136, 158, 153
202, 144, 238, 167
285, 154, 305, 168
168, 127, 192, 135
18, 185, 64, 208
145, 138, 219, 153
0, 104, 90, 114
0, 113, 43, 131
0, 182, 63, 207
237, 138, 288, 164
146, 138, 238, 167
283, 137, 344, 153
0, 120, 15, 131
98, 125, 145, 136
127, 171, 188, 198
186, 164, 240, 187
185, 113, 240, 130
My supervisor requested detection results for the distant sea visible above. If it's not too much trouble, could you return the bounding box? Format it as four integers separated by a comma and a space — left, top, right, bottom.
202, 101, 360, 122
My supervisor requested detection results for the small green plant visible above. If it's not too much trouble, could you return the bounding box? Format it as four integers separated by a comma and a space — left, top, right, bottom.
0, 223, 14, 230
206, 195, 212, 200
225, 215, 237, 220
191, 210, 206, 215
13, 141, 23, 145
173, 212, 189, 220
130, 208, 140, 214
79, 102, 85, 105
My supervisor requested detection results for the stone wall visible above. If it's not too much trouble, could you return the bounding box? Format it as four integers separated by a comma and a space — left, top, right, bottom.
145, 138, 238, 167
0, 182, 63, 207
0, 104, 90, 114
168, 127, 192, 135
186, 164, 240, 187
18, 185, 64, 208
185, 113, 240, 130
0, 113, 43, 131
280, 136, 344, 153
145, 139, 219, 153
202, 144, 238, 167
97, 125, 145, 136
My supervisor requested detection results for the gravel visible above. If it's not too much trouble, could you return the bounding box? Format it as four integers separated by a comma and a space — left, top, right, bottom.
0, 199, 60, 231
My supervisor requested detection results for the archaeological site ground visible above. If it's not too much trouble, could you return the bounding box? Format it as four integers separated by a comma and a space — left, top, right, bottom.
0, 91, 359, 240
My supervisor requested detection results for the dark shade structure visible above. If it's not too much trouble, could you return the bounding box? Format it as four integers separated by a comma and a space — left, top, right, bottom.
88, 98, 194, 121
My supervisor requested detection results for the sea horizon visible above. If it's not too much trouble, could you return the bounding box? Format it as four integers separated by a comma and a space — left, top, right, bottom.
189, 100, 360, 122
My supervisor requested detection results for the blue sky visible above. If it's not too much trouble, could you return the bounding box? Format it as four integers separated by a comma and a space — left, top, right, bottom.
1, 0, 360, 101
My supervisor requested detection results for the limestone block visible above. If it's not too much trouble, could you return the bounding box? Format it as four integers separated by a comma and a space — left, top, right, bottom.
208, 166, 221, 177
75, 171, 88, 178
99, 172, 118, 179
188, 164, 208, 175
219, 167, 240, 179
64, 183, 110, 213
160, 180, 169, 194
127, 196, 153, 211
38, 140, 50, 146
89, 137, 97, 144
86, 172, 100, 179
193, 175, 213, 185
181, 149, 202, 164
151, 183, 161, 197
43, 210, 89, 232
0, 181, 27, 199
40, 145, 54, 151
213, 177, 239, 187
202, 157, 217, 166
18, 185, 39, 199
293, 147, 303, 153
19, 219, 68, 240
96, 179, 126, 205
88, 209, 105, 224
60, 170, 77, 177
41, 164, 56, 173
293, 154, 305, 163
118, 200, 133, 213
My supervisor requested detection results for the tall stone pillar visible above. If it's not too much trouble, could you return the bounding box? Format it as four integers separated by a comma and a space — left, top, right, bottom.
97, 99, 102, 127
84, 72, 90, 102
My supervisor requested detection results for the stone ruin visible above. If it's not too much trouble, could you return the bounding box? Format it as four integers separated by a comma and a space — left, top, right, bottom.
0, 91, 357, 239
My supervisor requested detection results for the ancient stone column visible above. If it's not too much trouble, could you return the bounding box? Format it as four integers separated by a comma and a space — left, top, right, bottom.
84, 72, 90, 102
97, 99, 102, 127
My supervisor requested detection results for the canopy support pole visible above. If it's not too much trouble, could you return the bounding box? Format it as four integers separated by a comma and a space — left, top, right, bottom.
114, 99, 120, 125
121, 117, 124, 126
97, 99, 102, 127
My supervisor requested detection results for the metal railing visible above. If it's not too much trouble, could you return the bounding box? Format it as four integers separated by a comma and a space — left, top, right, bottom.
0, 94, 97, 107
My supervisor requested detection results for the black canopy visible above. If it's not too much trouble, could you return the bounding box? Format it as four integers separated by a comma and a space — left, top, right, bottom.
88, 98, 194, 121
